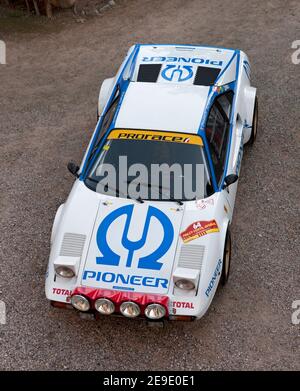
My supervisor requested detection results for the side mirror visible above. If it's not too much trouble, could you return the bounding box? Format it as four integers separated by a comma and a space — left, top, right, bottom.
223, 174, 238, 189
67, 162, 80, 178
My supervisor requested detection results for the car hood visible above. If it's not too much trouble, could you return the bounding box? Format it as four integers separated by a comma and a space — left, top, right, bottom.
55, 181, 224, 296
82, 195, 184, 295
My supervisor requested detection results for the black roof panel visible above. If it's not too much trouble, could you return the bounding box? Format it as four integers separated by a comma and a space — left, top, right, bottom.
194, 66, 221, 86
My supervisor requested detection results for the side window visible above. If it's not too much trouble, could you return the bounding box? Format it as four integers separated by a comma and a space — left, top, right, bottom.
205, 92, 233, 184
88, 88, 120, 164
98, 89, 120, 140
217, 92, 233, 119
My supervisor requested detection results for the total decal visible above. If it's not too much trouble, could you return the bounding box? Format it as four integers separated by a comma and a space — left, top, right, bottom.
82, 204, 181, 293
180, 219, 219, 243
172, 301, 195, 314
142, 56, 223, 66
52, 288, 72, 298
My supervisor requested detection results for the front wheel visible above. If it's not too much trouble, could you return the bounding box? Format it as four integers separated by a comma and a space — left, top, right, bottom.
220, 228, 231, 286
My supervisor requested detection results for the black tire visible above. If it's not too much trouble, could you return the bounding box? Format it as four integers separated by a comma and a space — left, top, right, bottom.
246, 96, 258, 146
220, 228, 231, 286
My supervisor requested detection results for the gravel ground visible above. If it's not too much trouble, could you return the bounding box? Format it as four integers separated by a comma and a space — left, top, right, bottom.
0, 0, 299, 371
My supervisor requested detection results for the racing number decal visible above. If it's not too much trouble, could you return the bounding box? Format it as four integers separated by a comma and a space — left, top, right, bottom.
180, 220, 219, 243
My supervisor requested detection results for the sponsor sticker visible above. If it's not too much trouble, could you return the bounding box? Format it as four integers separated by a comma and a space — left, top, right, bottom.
172, 301, 194, 309
195, 198, 214, 209
82, 271, 168, 290
52, 288, 72, 296
172, 301, 195, 314
213, 84, 229, 94
108, 129, 203, 146
180, 219, 219, 243
141, 56, 223, 67
161, 64, 194, 82
205, 259, 222, 297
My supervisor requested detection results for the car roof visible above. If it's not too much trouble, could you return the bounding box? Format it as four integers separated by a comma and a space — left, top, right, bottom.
131, 44, 237, 85
115, 82, 209, 134
115, 44, 239, 134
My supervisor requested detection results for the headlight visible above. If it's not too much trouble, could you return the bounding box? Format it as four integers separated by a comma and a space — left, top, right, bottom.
175, 279, 195, 291
145, 303, 166, 320
71, 295, 90, 312
95, 298, 115, 315
55, 266, 75, 278
120, 301, 140, 318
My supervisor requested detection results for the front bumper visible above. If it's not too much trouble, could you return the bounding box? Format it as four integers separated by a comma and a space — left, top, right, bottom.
50, 287, 198, 321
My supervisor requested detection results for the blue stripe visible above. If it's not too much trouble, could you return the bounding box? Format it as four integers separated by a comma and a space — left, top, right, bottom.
197, 85, 217, 190
197, 50, 238, 191
214, 51, 237, 85
129, 44, 141, 79
199, 50, 237, 131
80, 45, 140, 180
219, 50, 241, 189
112, 286, 135, 291
199, 85, 214, 131
109, 45, 141, 129
201, 130, 218, 191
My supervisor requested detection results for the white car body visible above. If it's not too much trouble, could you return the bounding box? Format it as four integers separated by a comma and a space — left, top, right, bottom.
46, 44, 257, 321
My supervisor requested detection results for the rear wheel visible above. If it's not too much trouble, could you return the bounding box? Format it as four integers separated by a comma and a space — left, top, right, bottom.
220, 228, 231, 286
246, 96, 258, 145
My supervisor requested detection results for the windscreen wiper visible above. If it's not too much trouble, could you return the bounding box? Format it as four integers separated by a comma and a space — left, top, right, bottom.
87, 177, 144, 203
126, 180, 183, 205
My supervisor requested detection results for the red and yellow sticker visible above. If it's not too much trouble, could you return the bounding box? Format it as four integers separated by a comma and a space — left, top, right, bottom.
180, 220, 219, 243
108, 129, 203, 146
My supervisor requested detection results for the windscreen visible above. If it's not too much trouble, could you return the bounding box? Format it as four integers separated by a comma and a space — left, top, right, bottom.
85, 129, 213, 201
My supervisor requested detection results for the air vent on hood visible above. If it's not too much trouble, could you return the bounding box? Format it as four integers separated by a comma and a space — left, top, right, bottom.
194, 66, 221, 86
59, 233, 86, 257
178, 244, 205, 270
137, 64, 162, 82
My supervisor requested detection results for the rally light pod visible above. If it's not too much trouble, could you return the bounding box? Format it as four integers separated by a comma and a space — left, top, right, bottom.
71, 295, 90, 312
95, 298, 115, 315
145, 303, 166, 320
120, 302, 140, 318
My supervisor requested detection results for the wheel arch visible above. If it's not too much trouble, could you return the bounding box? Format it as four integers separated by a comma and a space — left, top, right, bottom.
98, 77, 115, 118
51, 204, 65, 245
243, 86, 257, 144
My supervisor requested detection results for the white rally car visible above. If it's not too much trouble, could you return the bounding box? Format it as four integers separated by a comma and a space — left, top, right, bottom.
46, 44, 258, 322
